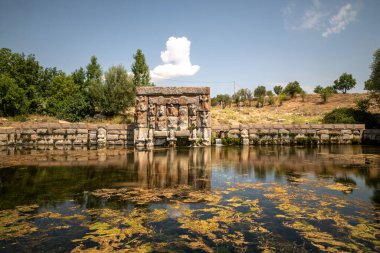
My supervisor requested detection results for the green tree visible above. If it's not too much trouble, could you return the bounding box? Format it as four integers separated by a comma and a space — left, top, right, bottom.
284, 81, 303, 98
266, 90, 273, 96
314, 85, 323, 94
318, 86, 334, 103
254, 86, 266, 98
366, 48, 380, 106
0, 75, 28, 116
273, 85, 283, 95
72, 67, 86, 88
0, 48, 46, 113
131, 49, 152, 87
86, 56, 102, 82
90, 65, 134, 116
355, 98, 371, 112
333, 73, 356, 94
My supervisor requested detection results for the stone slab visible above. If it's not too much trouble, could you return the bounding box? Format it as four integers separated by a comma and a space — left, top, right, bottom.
137, 87, 210, 96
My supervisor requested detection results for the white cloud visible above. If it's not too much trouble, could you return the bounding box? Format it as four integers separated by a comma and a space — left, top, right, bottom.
322, 4, 357, 38
151, 36, 200, 80
284, 1, 358, 38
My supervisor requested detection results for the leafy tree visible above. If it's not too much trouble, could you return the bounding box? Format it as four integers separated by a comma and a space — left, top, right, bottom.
212, 94, 231, 107
256, 96, 264, 108
86, 56, 102, 82
0, 48, 46, 113
273, 85, 283, 95
90, 65, 134, 116
284, 81, 303, 98
234, 88, 252, 103
318, 86, 334, 103
333, 73, 356, 94
266, 90, 273, 96
131, 49, 152, 87
0, 75, 28, 116
254, 86, 266, 98
314, 85, 323, 94
366, 48, 380, 106
72, 67, 86, 88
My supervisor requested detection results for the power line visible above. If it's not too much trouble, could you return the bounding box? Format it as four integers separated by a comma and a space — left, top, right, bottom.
154, 77, 235, 84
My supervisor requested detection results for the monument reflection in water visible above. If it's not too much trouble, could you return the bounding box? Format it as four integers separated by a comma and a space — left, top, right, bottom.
133, 148, 211, 190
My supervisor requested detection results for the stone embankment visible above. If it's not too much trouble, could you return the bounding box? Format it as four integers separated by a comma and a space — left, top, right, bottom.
0, 122, 371, 146
0, 123, 134, 146
212, 124, 365, 145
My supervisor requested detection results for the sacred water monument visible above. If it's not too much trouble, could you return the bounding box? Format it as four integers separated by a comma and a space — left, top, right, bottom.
134, 87, 211, 148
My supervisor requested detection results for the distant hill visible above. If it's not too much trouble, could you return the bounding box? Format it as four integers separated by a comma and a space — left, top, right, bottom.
211, 93, 378, 125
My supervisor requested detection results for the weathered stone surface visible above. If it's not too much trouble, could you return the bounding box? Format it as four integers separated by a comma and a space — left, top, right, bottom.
36, 128, 48, 134
176, 130, 191, 137
136, 87, 210, 96
76, 129, 88, 134
107, 134, 119, 141
0, 134, 7, 141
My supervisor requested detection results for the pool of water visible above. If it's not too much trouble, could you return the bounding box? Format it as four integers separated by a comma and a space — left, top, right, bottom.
0, 145, 379, 252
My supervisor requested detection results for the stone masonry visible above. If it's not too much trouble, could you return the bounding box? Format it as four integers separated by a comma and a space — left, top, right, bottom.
134, 87, 211, 148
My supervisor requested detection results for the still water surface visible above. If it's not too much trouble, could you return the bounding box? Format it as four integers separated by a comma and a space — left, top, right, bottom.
0, 146, 379, 252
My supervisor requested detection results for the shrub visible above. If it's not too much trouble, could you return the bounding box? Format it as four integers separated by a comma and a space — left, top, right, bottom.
322, 108, 379, 128
273, 85, 283, 95
284, 81, 303, 98
278, 92, 287, 106
314, 85, 323, 94
355, 98, 371, 111
254, 86, 266, 98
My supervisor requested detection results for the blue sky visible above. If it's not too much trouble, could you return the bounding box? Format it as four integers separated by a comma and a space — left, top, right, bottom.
1, 0, 379, 96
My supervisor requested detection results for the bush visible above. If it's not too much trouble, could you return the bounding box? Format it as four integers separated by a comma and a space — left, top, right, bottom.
254, 86, 266, 98
355, 98, 371, 111
273, 85, 283, 95
0, 75, 28, 116
322, 108, 379, 128
284, 81, 303, 98
278, 92, 287, 106
314, 85, 323, 94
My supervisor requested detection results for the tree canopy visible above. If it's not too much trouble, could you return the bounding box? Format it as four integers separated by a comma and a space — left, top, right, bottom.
131, 49, 152, 87
254, 86, 266, 98
333, 73, 356, 94
283, 81, 303, 98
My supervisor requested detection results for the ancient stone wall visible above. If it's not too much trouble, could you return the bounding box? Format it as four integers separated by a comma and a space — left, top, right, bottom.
0, 123, 134, 147
134, 87, 211, 147
212, 123, 365, 145
362, 129, 380, 145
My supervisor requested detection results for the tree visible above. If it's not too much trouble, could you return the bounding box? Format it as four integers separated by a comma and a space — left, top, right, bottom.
333, 73, 356, 94
318, 86, 334, 103
72, 67, 86, 88
0, 74, 28, 116
90, 65, 134, 116
254, 86, 266, 98
366, 48, 380, 106
86, 56, 102, 82
273, 85, 283, 95
356, 98, 371, 112
314, 85, 323, 94
266, 90, 273, 96
284, 81, 303, 98
131, 49, 152, 87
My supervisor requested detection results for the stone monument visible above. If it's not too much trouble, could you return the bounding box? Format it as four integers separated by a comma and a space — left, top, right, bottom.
134, 87, 211, 148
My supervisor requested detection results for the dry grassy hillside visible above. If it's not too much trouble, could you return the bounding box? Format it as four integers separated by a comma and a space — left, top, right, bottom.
0, 93, 377, 127
211, 93, 378, 125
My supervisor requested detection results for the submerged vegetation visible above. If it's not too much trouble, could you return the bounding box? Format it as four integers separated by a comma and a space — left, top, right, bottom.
1, 176, 378, 252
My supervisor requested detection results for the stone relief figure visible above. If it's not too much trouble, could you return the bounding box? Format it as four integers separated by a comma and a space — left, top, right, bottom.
167, 104, 178, 116
200, 111, 209, 127
178, 106, 188, 130
199, 95, 210, 111
136, 96, 147, 111
135, 111, 147, 127
148, 104, 156, 129
168, 128, 176, 140
188, 103, 197, 116
97, 128, 107, 146
241, 129, 249, 138
167, 117, 178, 129
157, 105, 167, 130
